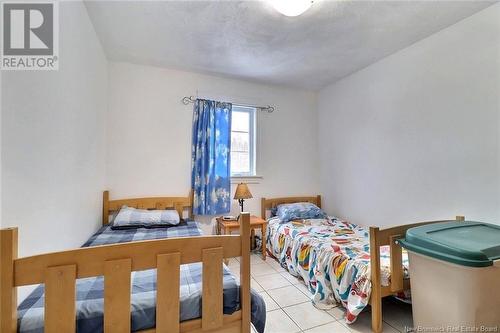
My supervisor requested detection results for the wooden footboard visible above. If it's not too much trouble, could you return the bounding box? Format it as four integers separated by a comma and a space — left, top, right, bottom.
0, 213, 252, 333
369, 215, 465, 332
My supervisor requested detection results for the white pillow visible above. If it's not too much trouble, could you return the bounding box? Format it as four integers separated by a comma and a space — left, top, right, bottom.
112, 206, 180, 228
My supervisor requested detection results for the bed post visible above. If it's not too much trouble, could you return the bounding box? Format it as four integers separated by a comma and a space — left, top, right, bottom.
316, 195, 322, 208
239, 212, 251, 333
174, 202, 184, 220
0, 227, 18, 333
369, 226, 383, 333
261, 198, 266, 219
102, 190, 110, 226
189, 189, 194, 220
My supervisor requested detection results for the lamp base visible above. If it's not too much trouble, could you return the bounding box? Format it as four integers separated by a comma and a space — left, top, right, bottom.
238, 199, 245, 212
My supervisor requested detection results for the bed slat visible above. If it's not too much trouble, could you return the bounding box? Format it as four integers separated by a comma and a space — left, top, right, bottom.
156, 253, 181, 333
108, 197, 190, 212
45, 265, 76, 332
102, 191, 110, 225
137, 311, 243, 333
202, 247, 224, 330
105, 258, 132, 333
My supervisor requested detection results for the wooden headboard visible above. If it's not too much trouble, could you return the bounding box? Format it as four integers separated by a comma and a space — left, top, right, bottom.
102, 190, 193, 225
261, 195, 321, 219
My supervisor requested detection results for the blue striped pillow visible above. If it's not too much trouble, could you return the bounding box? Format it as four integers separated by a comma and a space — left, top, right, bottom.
276, 202, 327, 222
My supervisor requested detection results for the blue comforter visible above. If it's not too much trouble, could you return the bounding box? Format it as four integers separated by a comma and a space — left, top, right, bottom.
18, 220, 266, 332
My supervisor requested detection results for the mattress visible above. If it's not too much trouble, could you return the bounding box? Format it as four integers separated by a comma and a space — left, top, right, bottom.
266, 217, 409, 324
18, 220, 266, 333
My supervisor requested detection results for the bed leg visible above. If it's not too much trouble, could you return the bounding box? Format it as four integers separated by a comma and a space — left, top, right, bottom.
370, 227, 383, 333
239, 213, 251, 333
0, 228, 18, 333
371, 296, 383, 333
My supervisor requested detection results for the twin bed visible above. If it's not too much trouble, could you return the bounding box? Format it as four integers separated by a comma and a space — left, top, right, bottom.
261, 196, 464, 333
1, 191, 265, 333
0, 191, 463, 333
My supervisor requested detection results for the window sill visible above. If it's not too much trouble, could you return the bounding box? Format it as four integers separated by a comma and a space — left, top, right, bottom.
231, 175, 263, 184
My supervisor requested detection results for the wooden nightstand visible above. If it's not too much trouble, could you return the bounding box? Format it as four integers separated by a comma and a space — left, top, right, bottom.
216, 215, 268, 260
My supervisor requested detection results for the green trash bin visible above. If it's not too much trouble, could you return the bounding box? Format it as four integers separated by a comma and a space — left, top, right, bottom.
398, 221, 500, 331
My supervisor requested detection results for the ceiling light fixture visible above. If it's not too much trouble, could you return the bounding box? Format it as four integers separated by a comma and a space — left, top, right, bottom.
271, 0, 314, 17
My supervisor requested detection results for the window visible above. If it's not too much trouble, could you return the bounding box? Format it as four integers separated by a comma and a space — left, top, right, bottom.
231, 105, 256, 177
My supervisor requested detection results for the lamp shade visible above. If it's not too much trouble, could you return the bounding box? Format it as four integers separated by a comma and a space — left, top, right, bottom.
234, 183, 253, 200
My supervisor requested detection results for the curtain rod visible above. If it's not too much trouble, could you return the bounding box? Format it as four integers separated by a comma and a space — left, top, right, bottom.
181, 96, 275, 113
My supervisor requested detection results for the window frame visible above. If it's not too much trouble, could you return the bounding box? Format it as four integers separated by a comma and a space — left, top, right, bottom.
230, 105, 257, 178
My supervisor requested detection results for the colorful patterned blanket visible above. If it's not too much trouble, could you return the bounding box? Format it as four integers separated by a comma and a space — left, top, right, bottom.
266, 217, 409, 324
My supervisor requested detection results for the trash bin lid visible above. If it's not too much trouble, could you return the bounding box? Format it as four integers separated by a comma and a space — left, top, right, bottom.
398, 221, 500, 267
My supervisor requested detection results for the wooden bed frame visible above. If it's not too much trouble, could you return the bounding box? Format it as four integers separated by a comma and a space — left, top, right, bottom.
0, 191, 252, 333
261, 195, 465, 333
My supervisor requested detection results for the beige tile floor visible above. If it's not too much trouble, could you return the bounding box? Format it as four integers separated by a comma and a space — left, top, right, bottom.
228, 252, 413, 333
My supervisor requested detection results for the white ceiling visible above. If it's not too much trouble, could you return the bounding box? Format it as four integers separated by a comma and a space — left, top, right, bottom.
84, 0, 494, 90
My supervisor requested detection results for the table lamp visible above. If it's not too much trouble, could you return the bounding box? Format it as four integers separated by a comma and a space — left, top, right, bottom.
234, 183, 253, 212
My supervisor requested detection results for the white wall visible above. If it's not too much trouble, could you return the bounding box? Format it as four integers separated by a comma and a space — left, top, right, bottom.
1, 0, 108, 268
318, 4, 500, 227
107, 62, 320, 233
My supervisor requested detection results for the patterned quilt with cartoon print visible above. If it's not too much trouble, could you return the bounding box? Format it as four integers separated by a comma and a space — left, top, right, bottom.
266, 217, 409, 324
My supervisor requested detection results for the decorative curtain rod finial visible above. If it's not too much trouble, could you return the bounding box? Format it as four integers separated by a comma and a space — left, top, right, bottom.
182, 96, 196, 105
263, 106, 275, 113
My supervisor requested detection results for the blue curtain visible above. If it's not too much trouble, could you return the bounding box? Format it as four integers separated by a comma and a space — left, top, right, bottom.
191, 99, 232, 215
